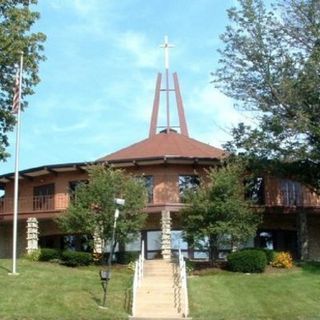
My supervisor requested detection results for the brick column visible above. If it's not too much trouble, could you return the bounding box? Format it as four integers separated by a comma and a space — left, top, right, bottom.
26, 217, 39, 254
161, 210, 172, 260
93, 228, 105, 261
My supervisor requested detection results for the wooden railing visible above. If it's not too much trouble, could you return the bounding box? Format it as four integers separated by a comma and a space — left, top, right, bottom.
0, 194, 69, 215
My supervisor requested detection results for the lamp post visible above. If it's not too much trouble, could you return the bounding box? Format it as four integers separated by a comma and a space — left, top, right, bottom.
99, 198, 125, 309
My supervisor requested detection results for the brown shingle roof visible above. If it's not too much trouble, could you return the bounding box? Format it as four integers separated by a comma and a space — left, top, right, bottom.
98, 131, 226, 162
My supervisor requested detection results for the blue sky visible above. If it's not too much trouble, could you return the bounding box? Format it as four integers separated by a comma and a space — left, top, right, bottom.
1, 0, 252, 175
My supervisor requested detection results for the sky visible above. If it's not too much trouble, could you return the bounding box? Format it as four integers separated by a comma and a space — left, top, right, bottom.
1, 0, 252, 175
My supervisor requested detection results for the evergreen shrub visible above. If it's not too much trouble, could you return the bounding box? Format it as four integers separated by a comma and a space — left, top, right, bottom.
242, 247, 276, 264
61, 251, 92, 267
39, 248, 61, 261
228, 249, 267, 273
116, 251, 140, 264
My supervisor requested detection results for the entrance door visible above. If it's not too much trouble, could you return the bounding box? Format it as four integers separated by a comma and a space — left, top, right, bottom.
144, 231, 161, 259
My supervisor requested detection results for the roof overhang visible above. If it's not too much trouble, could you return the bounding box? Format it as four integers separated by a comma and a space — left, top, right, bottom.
0, 156, 221, 188
103, 156, 221, 168
0, 162, 92, 187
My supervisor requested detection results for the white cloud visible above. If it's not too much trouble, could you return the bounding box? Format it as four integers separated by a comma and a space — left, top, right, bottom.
116, 31, 162, 68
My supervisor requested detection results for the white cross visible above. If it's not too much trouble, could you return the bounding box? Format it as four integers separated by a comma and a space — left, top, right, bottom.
160, 35, 174, 70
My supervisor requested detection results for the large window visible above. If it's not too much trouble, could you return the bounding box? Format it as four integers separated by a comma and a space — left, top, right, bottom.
68, 180, 88, 201
179, 175, 200, 201
245, 177, 265, 204
280, 179, 302, 206
33, 183, 55, 211
136, 175, 153, 203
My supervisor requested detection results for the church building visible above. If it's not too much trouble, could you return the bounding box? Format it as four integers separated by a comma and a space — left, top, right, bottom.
1, 38, 320, 261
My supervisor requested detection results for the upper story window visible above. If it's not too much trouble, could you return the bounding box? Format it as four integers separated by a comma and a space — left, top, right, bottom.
280, 179, 302, 206
33, 183, 55, 211
69, 180, 88, 201
138, 176, 153, 203
179, 175, 200, 201
244, 177, 265, 205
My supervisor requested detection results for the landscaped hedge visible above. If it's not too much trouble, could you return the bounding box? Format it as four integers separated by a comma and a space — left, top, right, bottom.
242, 248, 276, 264
228, 249, 267, 273
115, 251, 140, 264
39, 248, 61, 261
61, 251, 92, 267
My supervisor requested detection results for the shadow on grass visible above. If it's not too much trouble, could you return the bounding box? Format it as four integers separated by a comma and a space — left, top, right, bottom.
298, 261, 320, 274
0, 265, 11, 273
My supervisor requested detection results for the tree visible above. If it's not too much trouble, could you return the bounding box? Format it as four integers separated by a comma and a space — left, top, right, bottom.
181, 163, 261, 264
58, 165, 147, 255
213, 0, 320, 189
0, 0, 46, 160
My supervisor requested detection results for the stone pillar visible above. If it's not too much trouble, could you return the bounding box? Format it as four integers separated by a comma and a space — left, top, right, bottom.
297, 211, 309, 260
161, 210, 172, 260
93, 229, 105, 261
26, 217, 39, 254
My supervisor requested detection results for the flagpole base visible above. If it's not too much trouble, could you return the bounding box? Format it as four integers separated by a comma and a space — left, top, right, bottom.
8, 272, 20, 276
98, 306, 108, 310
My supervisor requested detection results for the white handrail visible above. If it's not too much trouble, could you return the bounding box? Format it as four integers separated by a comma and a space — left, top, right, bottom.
132, 240, 144, 316
178, 248, 189, 317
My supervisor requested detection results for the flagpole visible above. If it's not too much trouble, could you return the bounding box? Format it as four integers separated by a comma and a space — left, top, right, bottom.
10, 52, 23, 275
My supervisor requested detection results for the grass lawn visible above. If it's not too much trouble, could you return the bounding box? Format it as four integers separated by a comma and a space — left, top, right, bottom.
0, 259, 132, 320
188, 263, 320, 320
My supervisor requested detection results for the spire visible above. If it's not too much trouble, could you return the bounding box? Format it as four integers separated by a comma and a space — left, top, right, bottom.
149, 36, 189, 138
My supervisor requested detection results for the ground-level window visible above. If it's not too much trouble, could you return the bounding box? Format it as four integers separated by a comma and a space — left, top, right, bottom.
33, 183, 55, 211
179, 175, 200, 201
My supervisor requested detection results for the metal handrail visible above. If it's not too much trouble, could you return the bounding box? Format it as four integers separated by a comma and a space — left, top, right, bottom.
178, 248, 189, 317
132, 240, 144, 316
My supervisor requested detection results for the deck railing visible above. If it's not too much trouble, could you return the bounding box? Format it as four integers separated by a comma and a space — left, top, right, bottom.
178, 248, 189, 318
0, 194, 69, 214
131, 240, 144, 317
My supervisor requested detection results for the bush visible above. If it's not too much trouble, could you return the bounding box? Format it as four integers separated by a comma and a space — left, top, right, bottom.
61, 250, 92, 267
272, 251, 293, 269
241, 247, 276, 264
25, 249, 41, 261
228, 249, 267, 273
39, 248, 61, 262
116, 251, 140, 264
262, 249, 276, 264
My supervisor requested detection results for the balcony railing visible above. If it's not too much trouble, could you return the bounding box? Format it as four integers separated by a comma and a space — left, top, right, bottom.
0, 194, 69, 215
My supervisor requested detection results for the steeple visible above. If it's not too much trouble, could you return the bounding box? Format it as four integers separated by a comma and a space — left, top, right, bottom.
149, 36, 189, 138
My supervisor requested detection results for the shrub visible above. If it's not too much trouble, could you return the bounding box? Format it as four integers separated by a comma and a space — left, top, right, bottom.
272, 251, 293, 269
25, 249, 41, 261
61, 250, 92, 267
116, 251, 140, 264
228, 249, 267, 273
241, 247, 276, 264
262, 249, 276, 264
39, 248, 61, 262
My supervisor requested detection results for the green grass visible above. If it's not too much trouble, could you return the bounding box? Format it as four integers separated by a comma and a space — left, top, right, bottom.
0, 259, 132, 320
188, 263, 320, 320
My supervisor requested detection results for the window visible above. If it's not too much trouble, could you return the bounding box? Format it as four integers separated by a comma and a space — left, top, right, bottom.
245, 177, 265, 204
179, 175, 200, 200
280, 179, 302, 206
136, 176, 153, 203
68, 180, 88, 200
33, 183, 55, 211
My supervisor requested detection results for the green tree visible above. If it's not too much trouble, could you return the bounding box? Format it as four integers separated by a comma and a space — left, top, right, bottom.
213, 0, 320, 189
181, 163, 261, 264
58, 166, 147, 254
0, 0, 46, 160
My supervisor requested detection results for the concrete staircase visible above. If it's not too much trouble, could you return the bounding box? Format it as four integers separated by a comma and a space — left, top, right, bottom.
129, 259, 190, 320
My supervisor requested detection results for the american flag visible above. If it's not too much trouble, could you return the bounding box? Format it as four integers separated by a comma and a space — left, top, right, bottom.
12, 68, 20, 114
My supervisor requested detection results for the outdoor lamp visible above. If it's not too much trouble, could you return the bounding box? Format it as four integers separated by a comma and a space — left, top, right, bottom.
99, 198, 125, 309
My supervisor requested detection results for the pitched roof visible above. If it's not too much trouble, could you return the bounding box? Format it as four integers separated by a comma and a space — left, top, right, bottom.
98, 130, 226, 162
